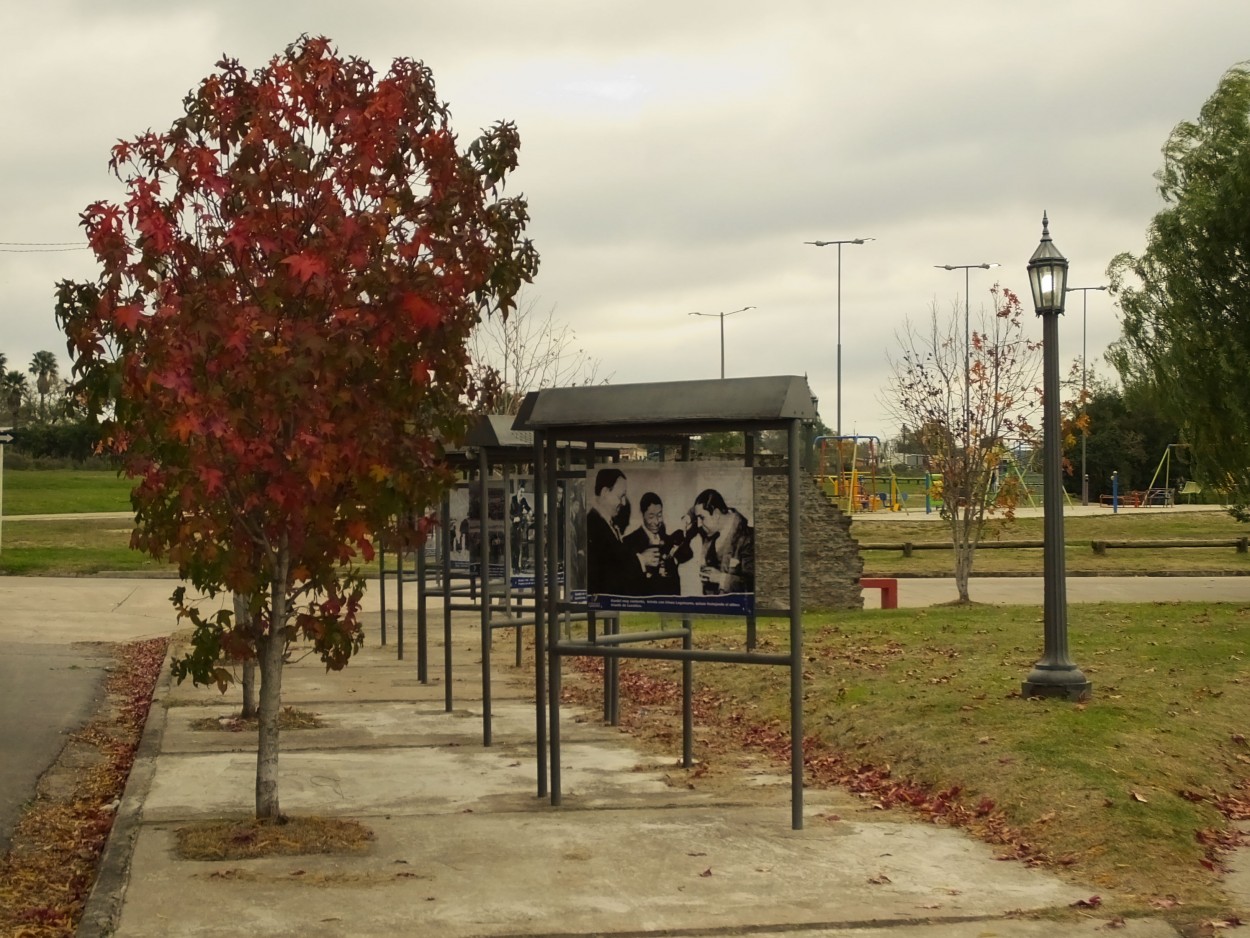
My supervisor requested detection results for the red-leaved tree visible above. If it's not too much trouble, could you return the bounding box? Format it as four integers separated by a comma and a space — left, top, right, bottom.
55, 36, 538, 819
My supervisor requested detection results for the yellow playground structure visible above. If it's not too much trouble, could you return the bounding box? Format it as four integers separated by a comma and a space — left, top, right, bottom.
816, 435, 904, 513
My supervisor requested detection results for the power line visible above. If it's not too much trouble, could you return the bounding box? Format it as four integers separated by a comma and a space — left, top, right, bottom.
0, 246, 90, 253
0, 240, 83, 246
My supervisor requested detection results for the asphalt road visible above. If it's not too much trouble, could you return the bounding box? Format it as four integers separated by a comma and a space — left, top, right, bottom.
0, 642, 112, 853
0, 578, 222, 853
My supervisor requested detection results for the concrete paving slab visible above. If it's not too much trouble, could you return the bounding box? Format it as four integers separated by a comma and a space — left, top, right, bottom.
93, 636, 1187, 937
116, 803, 1098, 938
6, 575, 1216, 936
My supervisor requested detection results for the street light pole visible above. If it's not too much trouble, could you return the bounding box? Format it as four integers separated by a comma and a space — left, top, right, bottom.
934, 262, 1000, 431
688, 306, 755, 379
1064, 285, 1108, 505
1023, 212, 1091, 701
805, 238, 873, 437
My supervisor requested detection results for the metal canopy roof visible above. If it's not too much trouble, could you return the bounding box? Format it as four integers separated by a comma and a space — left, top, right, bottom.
513, 375, 817, 439
463, 414, 534, 450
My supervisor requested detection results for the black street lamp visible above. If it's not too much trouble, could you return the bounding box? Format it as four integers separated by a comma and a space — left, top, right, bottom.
1023, 213, 1091, 701
806, 238, 873, 437
688, 306, 755, 379
1064, 285, 1108, 505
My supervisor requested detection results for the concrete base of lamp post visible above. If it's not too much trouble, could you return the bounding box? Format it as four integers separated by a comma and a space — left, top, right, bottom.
1022, 667, 1091, 701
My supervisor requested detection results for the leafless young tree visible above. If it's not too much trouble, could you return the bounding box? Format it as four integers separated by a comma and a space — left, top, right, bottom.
471, 295, 605, 412
884, 286, 1042, 602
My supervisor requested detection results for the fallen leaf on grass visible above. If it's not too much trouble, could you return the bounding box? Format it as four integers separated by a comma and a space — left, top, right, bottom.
1072, 895, 1102, 908
699, 868, 713, 877
868, 873, 892, 885
1130, 791, 1149, 803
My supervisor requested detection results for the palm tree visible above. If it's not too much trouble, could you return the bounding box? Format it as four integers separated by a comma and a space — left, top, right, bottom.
3, 371, 28, 426
28, 351, 59, 418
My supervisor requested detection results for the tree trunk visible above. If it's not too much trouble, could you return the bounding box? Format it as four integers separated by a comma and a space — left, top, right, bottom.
255, 551, 289, 820
233, 593, 258, 720
241, 661, 258, 720
952, 516, 974, 603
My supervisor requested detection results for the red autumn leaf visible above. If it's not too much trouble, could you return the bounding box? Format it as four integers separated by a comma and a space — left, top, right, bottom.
1071, 895, 1101, 908
114, 303, 143, 331
400, 292, 443, 331
282, 252, 327, 285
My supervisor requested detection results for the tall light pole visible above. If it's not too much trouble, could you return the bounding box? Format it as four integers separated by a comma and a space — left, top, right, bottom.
1064, 285, 1108, 505
934, 262, 1000, 431
1023, 212, 1091, 701
688, 306, 755, 379
805, 238, 873, 437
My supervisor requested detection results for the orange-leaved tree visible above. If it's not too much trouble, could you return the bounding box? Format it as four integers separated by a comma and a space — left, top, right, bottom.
55, 35, 538, 819
884, 286, 1041, 603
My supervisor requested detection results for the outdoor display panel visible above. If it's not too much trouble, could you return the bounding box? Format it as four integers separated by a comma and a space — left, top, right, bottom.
583, 463, 754, 616
447, 483, 506, 576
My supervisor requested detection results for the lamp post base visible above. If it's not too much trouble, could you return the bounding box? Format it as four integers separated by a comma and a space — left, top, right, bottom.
1022, 666, 1092, 701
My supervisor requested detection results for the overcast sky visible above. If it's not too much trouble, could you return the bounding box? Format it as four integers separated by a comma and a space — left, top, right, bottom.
2, 1, 1248, 440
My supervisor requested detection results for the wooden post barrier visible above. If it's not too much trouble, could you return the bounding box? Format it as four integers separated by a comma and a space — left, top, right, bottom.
1092, 538, 1249, 555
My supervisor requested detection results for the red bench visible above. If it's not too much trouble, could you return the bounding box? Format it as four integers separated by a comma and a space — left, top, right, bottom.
860, 577, 898, 609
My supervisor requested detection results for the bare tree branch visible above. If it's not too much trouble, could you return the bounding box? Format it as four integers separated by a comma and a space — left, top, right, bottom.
883, 285, 1042, 602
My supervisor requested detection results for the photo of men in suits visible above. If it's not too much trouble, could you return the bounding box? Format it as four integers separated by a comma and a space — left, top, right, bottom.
583, 464, 754, 614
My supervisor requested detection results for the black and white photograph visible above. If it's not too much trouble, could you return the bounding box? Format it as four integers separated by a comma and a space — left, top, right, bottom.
446, 483, 506, 577
584, 464, 754, 616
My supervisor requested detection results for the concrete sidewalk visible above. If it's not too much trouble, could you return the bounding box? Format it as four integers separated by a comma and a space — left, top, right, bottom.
80, 604, 1187, 938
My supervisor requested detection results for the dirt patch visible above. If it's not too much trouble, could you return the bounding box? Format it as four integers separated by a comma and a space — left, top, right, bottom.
175, 816, 374, 861
188, 707, 325, 732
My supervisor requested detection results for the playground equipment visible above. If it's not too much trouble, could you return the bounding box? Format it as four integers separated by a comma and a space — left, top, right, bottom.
1144, 443, 1188, 505
815, 435, 903, 513
1101, 444, 1189, 508
921, 445, 1051, 516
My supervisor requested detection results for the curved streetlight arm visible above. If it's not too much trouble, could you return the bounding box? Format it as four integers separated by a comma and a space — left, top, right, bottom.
934, 262, 1000, 441
687, 307, 757, 378
805, 240, 874, 437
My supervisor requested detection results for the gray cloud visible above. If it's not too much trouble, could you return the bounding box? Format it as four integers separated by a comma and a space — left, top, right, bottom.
1, 1, 1246, 436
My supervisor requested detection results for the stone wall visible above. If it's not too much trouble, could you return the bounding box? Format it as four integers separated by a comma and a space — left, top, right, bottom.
754, 472, 863, 611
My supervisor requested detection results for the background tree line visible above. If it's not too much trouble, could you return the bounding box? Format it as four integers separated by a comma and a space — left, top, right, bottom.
0, 348, 105, 465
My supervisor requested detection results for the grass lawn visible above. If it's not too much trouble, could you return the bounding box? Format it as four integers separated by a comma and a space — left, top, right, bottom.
3, 469, 132, 515
573, 601, 1250, 927
0, 518, 170, 576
